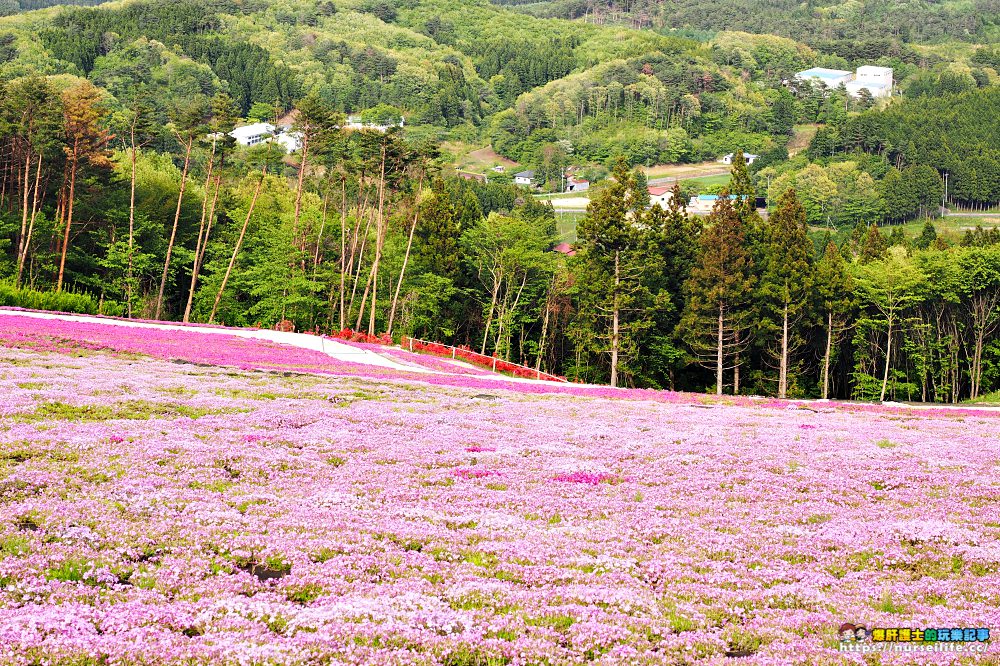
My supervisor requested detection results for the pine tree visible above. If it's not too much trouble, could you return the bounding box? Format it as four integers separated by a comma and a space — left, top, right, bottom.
57, 81, 111, 292
759, 189, 813, 398
916, 219, 938, 250
415, 179, 460, 279
814, 240, 852, 399
643, 184, 701, 388
575, 158, 659, 387
859, 223, 888, 263
727, 149, 763, 392
679, 193, 756, 395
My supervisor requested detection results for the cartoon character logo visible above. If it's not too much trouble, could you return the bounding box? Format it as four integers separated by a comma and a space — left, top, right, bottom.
839, 623, 869, 642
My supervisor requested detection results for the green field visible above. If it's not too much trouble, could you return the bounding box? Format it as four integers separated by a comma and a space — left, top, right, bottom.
555, 211, 585, 243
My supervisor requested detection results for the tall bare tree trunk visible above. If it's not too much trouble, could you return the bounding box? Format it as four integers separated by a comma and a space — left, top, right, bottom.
716, 303, 724, 396
733, 332, 741, 395
56, 150, 78, 292
184, 172, 222, 323
536, 277, 554, 374
125, 143, 139, 316
182, 140, 217, 322
313, 195, 329, 272
292, 135, 309, 245
822, 310, 833, 400
387, 193, 420, 337
880, 318, 893, 402
16, 153, 42, 288
778, 303, 789, 398
155, 136, 194, 319
209, 168, 266, 324
367, 145, 387, 337
610, 249, 620, 388
354, 260, 376, 331
339, 177, 347, 330
15, 148, 31, 280
347, 210, 374, 320
480, 282, 500, 355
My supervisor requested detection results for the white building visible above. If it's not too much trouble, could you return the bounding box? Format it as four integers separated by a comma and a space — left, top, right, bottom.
344, 115, 405, 132
228, 123, 306, 153
795, 65, 893, 98
514, 170, 535, 186
687, 194, 751, 215
565, 177, 589, 193
230, 122, 275, 147
648, 185, 673, 207
721, 152, 758, 166
795, 67, 853, 88
275, 131, 302, 153
847, 66, 893, 98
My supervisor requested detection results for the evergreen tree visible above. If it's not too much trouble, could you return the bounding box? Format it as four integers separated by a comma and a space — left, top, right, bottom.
679, 193, 755, 395
575, 158, 659, 387
642, 184, 700, 388
57, 80, 112, 292
758, 189, 813, 398
415, 179, 460, 279
814, 240, 852, 399
859, 223, 888, 263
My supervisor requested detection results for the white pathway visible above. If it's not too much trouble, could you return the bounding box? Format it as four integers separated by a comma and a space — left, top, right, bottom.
0, 309, 568, 386
0, 309, 422, 373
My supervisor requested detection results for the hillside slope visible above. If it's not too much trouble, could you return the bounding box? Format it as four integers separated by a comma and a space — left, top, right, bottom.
1, 315, 998, 663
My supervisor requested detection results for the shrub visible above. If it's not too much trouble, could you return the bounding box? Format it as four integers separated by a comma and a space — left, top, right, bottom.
0, 281, 122, 316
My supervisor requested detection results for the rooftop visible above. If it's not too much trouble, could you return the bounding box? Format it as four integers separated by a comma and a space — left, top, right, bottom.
797, 67, 852, 80
230, 122, 275, 136
856, 65, 893, 75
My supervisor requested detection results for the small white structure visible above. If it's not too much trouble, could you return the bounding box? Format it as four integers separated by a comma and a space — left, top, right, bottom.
492, 165, 506, 173
230, 122, 275, 147
514, 170, 535, 186
275, 131, 302, 153
721, 152, 758, 166
565, 177, 589, 193
687, 194, 750, 215
344, 115, 405, 132
648, 185, 673, 207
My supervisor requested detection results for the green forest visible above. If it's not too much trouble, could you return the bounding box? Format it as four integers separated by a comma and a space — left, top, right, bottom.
0, 0, 998, 402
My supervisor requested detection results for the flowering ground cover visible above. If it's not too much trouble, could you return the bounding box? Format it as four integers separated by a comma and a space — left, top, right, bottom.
1, 319, 1000, 664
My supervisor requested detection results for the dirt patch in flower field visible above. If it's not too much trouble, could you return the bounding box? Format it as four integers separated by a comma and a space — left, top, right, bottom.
1, 328, 999, 664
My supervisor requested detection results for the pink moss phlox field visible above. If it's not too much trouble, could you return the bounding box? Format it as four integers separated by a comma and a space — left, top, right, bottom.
1, 318, 999, 665
552, 472, 620, 485
8, 314, 999, 422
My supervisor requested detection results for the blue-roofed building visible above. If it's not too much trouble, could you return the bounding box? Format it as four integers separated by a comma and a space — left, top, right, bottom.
795, 65, 894, 98
795, 67, 853, 87
687, 194, 751, 214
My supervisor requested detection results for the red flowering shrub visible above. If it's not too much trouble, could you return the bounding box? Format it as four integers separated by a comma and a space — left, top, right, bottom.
400, 337, 566, 382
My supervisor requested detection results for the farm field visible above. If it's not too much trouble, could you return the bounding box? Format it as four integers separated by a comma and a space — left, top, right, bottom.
1, 315, 999, 664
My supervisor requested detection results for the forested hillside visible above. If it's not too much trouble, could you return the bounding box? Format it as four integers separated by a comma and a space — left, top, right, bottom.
0, 0, 998, 402
511, 0, 1000, 44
